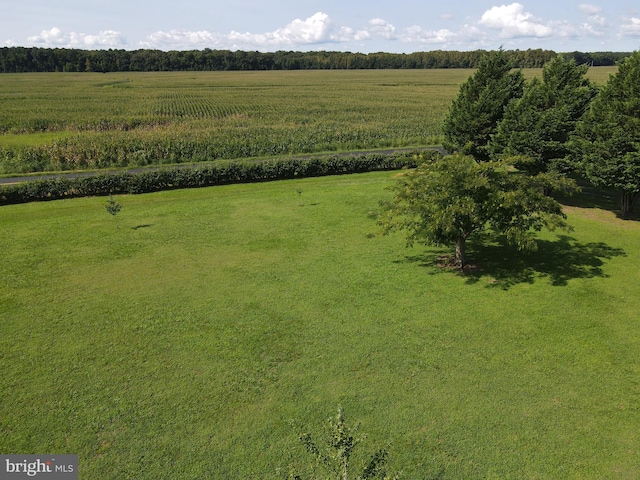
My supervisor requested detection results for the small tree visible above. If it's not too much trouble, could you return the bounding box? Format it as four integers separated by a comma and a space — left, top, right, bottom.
493, 55, 598, 175
105, 194, 122, 228
442, 49, 524, 162
291, 406, 399, 480
572, 51, 640, 218
377, 154, 577, 269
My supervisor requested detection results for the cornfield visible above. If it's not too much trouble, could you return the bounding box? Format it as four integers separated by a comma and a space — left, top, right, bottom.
0, 68, 615, 173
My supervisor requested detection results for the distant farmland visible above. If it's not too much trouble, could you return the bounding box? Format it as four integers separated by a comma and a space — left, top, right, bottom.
0, 67, 616, 174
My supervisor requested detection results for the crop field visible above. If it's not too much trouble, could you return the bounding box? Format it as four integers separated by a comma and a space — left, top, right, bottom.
0, 67, 616, 174
1, 170, 640, 479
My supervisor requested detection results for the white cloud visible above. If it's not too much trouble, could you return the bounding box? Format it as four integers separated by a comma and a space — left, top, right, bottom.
27, 27, 127, 48
22, 13, 347, 51
28, 27, 64, 45
227, 12, 334, 48
142, 13, 466, 51
400, 26, 457, 45
479, 3, 552, 38
141, 30, 223, 49
579, 4, 607, 28
11, 7, 637, 53
551, 20, 582, 38
579, 4, 602, 16
83, 30, 127, 48
367, 18, 396, 40
141, 13, 399, 50
619, 17, 640, 37
349, 27, 371, 42
272, 12, 334, 44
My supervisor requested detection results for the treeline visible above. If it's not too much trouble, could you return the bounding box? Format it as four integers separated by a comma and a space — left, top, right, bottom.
0, 47, 630, 73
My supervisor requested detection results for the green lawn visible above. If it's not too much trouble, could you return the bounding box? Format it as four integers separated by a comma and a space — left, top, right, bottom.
1, 171, 639, 478
0, 131, 75, 148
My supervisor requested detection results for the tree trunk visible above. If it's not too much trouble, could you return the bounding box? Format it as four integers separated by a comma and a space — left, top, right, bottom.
620, 191, 637, 218
455, 235, 466, 270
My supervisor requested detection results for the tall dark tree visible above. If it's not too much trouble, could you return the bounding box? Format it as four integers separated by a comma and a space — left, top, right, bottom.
573, 51, 640, 218
442, 50, 525, 162
493, 56, 598, 175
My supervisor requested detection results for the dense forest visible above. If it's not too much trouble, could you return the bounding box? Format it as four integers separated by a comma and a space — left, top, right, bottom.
0, 47, 630, 73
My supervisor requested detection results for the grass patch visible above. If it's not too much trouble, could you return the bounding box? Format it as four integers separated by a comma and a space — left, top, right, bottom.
0, 131, 75, 148
1, 171, 639, 478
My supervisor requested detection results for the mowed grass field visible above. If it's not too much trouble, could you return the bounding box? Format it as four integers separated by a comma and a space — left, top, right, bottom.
1, 170, 639, 478
0, 67, 617, 173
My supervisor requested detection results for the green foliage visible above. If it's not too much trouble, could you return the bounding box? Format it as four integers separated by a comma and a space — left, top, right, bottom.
572, 51, 640, 218
493, 56, 598, 175
104, 195, 122, 228
291, 406, 399, 480
0, 152, 439, 205
377, 154, 578, 267
442, 50, 525, 162
0, 46, 561, 73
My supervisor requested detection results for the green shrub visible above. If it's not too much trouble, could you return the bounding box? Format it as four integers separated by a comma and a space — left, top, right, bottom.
0, 151, 439, 205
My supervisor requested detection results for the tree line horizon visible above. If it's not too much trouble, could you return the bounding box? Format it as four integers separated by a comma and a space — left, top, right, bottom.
0, 46, 631, 73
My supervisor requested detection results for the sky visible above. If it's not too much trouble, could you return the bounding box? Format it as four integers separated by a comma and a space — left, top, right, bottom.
2, 1, 640, 53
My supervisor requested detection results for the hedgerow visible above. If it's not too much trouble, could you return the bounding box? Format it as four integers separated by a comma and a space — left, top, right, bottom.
0, 151, 439, 205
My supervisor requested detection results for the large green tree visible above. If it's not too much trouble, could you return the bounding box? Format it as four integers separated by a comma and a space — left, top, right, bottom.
493, 56, 598, 175
377, 154, 577, 268
573, 51, 640, 218
442, 50, 524, 162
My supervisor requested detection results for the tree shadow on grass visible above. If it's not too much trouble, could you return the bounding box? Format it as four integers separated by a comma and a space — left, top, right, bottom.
132, 223, 153, 230
556, 176, 640, 220
556, 176, 618, 211
401, 234, 626, 289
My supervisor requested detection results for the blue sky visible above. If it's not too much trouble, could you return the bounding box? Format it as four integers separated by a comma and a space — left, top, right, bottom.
3, 1, 640, 53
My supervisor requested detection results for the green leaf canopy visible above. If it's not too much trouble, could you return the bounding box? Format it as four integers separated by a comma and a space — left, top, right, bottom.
378, 155, 577, 267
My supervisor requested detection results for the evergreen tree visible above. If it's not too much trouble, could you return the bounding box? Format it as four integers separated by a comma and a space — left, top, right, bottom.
105, 194, 122, 228
493, 56, 598, 175
442, 50, 524, 162
573, 51, 640, 218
